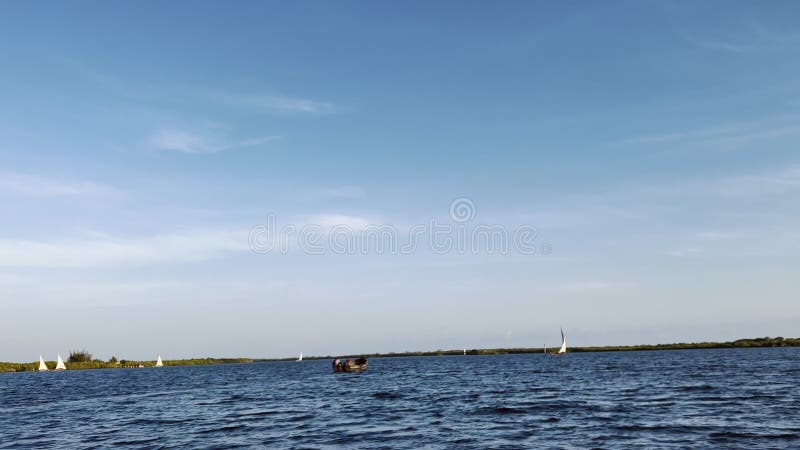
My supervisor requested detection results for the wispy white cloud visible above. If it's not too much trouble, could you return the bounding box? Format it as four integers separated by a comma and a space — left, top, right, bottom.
514, 163, 800, 243
149, 129, 276, 154
210, 91, 337, 114
696, 165, 800, 197
312, 186, 367, 199
614, 117, 800, 147
664, 232, 748, 258
693, 231, 746, 241
667, 247, 703, 257
680, 26, 800, 54
307, 214, 375, 231
617, 164, 800, 201
682, 33, 752, 53
0, 171, 118, 197
61, 59, 337, 116
0, 229, 250, 269
59, 57, 134, 96
0, 278, 294, 309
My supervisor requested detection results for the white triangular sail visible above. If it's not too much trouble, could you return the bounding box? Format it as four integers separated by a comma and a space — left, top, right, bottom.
38, 355, 48, 371
558, 328, 567, 354
297, 352, 303, 362
55, 355, 66, 370
155, 355, 163, 367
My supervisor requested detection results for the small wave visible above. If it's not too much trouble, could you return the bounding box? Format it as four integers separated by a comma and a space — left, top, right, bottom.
710, 431, 800, 441
614, 424, 688, 433
196, 424, 247, 434
282, 414, 315, 423
218, 393, 259, 404
109, 436, 161, 446
677, 384, 716, 392
372, 391, 403, 400
234, 409, 282, 418
121, 418, 192, 426
472, 406, 528, 415
449, 437, 478, 445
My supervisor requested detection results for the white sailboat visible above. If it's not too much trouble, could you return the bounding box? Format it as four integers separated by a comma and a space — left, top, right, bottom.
297, 352, 303, 362
545, 329, 567, 356
55, 355, 67, 370
38, 355, 48, 371
558, 328, 567, 355
155, 355, 163, 367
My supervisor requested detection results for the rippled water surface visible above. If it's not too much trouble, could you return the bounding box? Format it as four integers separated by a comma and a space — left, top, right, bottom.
2, 348, 799, 448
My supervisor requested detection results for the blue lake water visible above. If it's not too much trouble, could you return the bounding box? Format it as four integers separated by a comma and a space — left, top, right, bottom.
1, 348, 799, 448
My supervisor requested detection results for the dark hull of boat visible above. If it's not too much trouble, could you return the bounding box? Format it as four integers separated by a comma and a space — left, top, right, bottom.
333, 363, 368, 373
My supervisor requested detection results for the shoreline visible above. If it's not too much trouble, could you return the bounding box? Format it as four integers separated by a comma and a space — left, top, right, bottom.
4, 337, 797, 373
0, 357, 254, 373
316, 336, 800, 360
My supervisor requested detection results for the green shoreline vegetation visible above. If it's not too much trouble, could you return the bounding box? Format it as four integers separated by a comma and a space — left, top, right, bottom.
1, 350, 253, 373
0, 357, 255, 373
351, 336, 800, 359
3, 337, 797, 373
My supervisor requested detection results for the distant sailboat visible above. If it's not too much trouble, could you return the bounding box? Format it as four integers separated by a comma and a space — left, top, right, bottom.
55, 355, 66, 370
463, 349, 466, 356
297, 352, 303, 362
546, 329, 567, 357
38, 355, 48, 371
155, 355, 163, 367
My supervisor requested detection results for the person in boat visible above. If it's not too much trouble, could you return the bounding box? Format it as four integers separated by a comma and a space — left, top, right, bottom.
354, 356, 367, 365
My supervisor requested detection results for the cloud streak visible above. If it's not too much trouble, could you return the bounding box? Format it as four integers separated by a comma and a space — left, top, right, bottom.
682, 26, 800, 54
667, 247, 703, 257
614, 118, 800, 147
0, 230, 250, 269
307, 214, 375, 231
312, 186, 366, 199
0, 171, 118, 197
209, 91, 337, 114
61, 59, 337, 116
149, 130, 276, 154
694, 165, 800, 197
681, 33, 752, 53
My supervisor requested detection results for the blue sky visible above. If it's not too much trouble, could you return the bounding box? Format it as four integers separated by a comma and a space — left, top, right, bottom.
1, 2, 799, 361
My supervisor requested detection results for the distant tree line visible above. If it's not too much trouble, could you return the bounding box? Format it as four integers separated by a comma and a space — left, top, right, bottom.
328, 336, 800, 359
68, 350, 93, 363
0, 351, 253, 373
